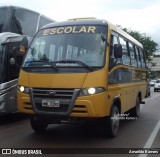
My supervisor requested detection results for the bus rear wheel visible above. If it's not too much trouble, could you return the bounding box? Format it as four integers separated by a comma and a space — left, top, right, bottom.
30, 116, 48, 133
104, 105, 120, 138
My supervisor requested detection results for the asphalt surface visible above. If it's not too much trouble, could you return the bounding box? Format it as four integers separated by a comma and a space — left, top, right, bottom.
0, 87, 160, 157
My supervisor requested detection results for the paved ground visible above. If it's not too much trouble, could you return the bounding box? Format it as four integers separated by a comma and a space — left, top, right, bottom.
0, 88, 160, 157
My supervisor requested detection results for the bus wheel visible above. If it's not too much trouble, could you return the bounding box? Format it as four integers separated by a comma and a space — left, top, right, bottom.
131, 97, 140, 118
30, 116, 48, 133
104, 105, 120, 138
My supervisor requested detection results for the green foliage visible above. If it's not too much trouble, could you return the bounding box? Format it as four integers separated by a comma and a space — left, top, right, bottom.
120, 27, 158, 62
150, 71, 156, 79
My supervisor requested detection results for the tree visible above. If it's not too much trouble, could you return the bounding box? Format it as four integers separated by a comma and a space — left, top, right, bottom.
150, 71, 156, 79
118, 26, 158, 62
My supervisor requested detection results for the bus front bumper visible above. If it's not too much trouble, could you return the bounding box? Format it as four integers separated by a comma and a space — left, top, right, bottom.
17, 90, 110, 118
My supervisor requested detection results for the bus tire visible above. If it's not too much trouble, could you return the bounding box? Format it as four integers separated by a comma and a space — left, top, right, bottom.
30, 116, 48, 133
131, 97, 140, 118
104, 105, 120, 138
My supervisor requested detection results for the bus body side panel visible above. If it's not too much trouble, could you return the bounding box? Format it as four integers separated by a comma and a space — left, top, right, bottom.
0, 79, 18, 114
108, 81, 146, 114
107, 64, 147, 114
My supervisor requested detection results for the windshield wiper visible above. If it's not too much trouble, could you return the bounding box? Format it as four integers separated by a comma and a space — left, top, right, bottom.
24, 60, 58, 70
24, 59, 94, 71
53, 60, 93, 71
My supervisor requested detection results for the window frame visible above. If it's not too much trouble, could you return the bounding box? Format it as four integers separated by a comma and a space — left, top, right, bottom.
119, 35, 131, 66
109, 31, 146, 69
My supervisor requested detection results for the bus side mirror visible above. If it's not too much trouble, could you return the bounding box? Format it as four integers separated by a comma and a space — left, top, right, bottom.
114, 44, 122, 58
10, 58, 16, 65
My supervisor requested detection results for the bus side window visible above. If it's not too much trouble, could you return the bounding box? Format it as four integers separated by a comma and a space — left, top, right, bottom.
109, 68, 131, 84
109, 34, 119, 69
139, 48, 146, 68
128, 42, 137, 67
135, 46, 141, 67
119, 37, 130, 66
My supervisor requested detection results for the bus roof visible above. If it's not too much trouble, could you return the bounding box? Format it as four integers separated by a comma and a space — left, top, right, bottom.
42, 18, 108, 28
0, 5, 54, 22
42, 18, 143, 48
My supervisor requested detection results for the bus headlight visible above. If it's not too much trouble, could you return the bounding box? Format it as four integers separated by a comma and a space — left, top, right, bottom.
88, 88, 96, 94
80, 87, 106, 96
18, 85, 29, 94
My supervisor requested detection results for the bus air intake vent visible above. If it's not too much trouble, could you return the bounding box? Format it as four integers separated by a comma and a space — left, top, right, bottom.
32, 88, 77, 114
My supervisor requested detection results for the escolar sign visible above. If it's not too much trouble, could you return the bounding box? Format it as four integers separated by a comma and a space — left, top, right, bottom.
43, 26, 96, 35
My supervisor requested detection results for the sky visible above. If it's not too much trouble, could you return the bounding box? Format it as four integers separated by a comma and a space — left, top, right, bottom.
0, 0, 160, 49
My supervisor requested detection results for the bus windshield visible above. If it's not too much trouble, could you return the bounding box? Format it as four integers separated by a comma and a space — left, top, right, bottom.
23, 25, 107, 68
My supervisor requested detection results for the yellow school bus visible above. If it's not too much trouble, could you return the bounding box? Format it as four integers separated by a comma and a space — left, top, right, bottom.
17, 18, 147, 137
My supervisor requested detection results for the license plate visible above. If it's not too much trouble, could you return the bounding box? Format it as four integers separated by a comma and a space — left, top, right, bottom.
42, 100, 60, 108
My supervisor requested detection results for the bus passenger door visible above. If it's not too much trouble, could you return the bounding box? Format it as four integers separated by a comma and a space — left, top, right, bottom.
108, 33, 128, 113
7, 43, 23, 81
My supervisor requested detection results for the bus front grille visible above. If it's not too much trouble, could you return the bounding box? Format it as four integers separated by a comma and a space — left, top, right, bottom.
32, 88, 74, 99
31, 88, 79, 115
